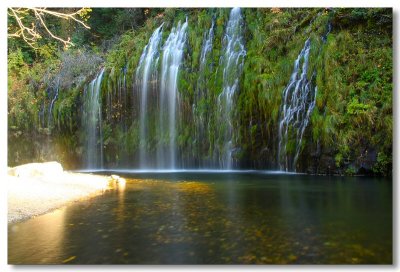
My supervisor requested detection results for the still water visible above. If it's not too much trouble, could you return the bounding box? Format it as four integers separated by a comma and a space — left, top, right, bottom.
8, 172, 392, 264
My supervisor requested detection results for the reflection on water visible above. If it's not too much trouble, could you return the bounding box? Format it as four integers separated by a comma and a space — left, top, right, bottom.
8, 173, 392, 264
9, 208, 66, 264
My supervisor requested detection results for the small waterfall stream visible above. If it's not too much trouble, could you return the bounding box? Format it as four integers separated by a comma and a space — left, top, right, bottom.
136, 23, 164, 168
157, 19, 188, 169
83, 68, 105, 169
193, 20, 215, 167
278, 39, 317, 171
278, 17, 332, 172
47, 78, 60, 128
217, 7, 246, 169
199, 21, 214, 72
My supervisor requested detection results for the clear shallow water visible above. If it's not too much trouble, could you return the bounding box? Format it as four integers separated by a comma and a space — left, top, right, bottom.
8, 172, 392, 264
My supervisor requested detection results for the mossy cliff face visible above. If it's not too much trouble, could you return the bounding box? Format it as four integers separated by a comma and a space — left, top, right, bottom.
8, 8, 392, 176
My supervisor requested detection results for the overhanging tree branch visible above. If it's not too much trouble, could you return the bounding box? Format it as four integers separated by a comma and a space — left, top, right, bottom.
8, 7, 91, 49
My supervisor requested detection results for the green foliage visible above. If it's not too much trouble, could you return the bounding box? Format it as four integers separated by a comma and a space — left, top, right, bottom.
335, 153, 343, 168
86, 8, 145, 43
8, 49, 27, 75
345, 166, 357, 176
373, 152, 392, 177
346, 97, 371, 115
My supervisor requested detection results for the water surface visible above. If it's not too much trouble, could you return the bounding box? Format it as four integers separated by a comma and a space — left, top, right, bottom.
8, 172, 392, 264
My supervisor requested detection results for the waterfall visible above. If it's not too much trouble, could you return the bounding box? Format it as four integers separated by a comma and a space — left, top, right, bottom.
193, 20, 214, 167
322, 22, 332, 42
157, 19, 188, 169
217, 8, 246, 169
119, 67, 127, 125
83, 68, 105, 169
199, 21, 214, 73
135, 23, 163, 168
278, 39, 317, 171
47, 78, 60, 128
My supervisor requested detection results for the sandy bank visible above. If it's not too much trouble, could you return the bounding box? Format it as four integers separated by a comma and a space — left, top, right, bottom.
8, 162, 112, 224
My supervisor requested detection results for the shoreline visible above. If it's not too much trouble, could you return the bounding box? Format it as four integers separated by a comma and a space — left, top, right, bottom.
8, 162, 112, 224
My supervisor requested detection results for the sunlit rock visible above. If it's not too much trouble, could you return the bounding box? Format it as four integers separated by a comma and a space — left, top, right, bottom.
9, 162, 63, 178
118, 177, 126, 184
8, 162, 111, 224
111, 175, 120, 181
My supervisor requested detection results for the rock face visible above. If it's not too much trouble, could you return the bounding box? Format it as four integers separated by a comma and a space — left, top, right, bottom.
8, 161, 63, 178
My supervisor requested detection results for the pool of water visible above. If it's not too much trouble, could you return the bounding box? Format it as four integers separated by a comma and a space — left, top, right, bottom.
8, 172, 392, 264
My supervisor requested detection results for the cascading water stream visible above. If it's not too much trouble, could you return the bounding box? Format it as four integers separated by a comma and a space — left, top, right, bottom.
278, 16, 332, 172
278, 39, 317, 172
193, 20, 215, 167
217, 7, 246, 169
83, 68, 105, 169
135, 24, 164, 168
119, 67, 127, 125
157, 19, 188, 169
322, 22, 332, 42
199, 21, 214, 73
47, 78, 60, 127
